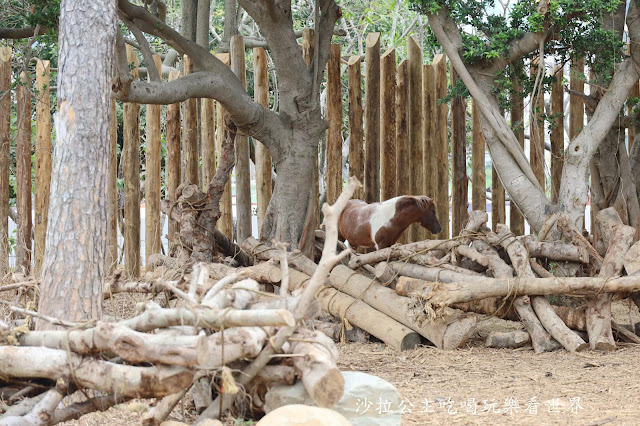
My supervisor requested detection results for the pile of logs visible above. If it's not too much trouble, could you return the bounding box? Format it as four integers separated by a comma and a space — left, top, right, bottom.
2, 173, 640, 424
313, 207, 640, 353
0, 179, 360, 425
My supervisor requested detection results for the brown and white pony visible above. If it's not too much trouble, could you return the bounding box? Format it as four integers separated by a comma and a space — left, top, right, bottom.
338, 195, 442, 250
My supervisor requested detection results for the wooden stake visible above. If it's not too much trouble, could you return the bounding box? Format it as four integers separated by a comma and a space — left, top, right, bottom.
230, 35, 252, 242
301, 28, 319, 259
106, 98, 118, 274
166, 71, 182, 248
124, 45, 141, 277
326, 44, 343, 205
253, 48, 272, 236
550, 65, 564, 203
0, 47, 10, 276
422, 63, 436, 207
146, 55, 163, 263
510, 74, 525, 235
16, 71, 32, 275
471, 99, 486, 212
530, 57, 545, 192
433, 54, 449, 239
34, 59, 51, 277
348, 55, 364, 201
491, 165, 505, 230
380, 48, 396, 201
451, 68, 467, 236
183, 55, 199, 186
364, 33, 381, 203
395, 61, 410, 244
214, 53, 233, 239
201, 98, 216, 192
408, 37, 423, 241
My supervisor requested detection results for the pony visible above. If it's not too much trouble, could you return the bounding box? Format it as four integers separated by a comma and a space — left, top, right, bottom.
338, 195, 442, 250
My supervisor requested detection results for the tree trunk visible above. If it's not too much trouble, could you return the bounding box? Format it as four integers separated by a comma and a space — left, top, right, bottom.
262, 132, 319, 248
37, 0, 117, 329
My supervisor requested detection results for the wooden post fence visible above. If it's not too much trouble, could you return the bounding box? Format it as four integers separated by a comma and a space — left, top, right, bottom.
530, 57, 545, 191
0, 47, 11, 276
106, 98, 118, 274
433, 54, 449, 239
380, 48, 396, 201
214, 53, 233, 240
551, 65, 564, 204
231, 35, 252, 242
146, 55, 162, 263
408, 36, 422, 241
123, 45, 141, 277
471, 99, 486, 212
16, 71, 32, 275
166, 70, 182, 247
422, 63, 436, 208
450, 68, 467, 236
35, 59, 52, 276
183, 55, 199, 186
201, 93, 216, 191
348, 55, 364, 201
326, 43, 343, 205
364, 32, 381, 204
510, 74, 525, 235
396, 60, 409, 244
253, 47, 272, 236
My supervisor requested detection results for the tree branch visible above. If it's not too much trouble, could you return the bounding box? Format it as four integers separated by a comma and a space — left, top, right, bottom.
118, 72, 282, 149
0, 26, 49, 39
120, 15, 161, 82
428, 7, 548, 231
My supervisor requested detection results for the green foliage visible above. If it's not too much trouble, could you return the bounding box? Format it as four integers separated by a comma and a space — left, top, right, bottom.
410, 0, 626, 124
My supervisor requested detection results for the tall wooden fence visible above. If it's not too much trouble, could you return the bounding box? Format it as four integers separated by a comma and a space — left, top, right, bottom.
0, 35, 594, 276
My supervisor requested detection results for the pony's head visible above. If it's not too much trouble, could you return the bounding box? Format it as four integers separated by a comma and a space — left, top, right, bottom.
415, 196, 442, 235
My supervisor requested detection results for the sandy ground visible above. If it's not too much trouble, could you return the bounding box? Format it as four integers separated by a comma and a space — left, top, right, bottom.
4, 289, 640, 425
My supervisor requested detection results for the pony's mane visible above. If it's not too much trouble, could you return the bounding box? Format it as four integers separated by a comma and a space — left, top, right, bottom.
412, 196, 434, 210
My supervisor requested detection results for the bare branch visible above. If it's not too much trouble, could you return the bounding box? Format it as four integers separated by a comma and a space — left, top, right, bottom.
0, 26, 49, 39
120, 15, 161, 82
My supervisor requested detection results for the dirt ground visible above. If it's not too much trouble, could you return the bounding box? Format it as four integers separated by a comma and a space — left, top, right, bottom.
4, 289, 640, 425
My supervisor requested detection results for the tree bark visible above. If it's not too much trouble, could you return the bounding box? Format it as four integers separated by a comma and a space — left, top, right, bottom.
0, 47, 10, 277
38, 0, 117, 328
16, 71, 32, 276
34, 60, 52, 277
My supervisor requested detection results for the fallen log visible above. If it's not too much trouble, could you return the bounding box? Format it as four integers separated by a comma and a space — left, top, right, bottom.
330, 265, 477, 349
242, 237, 318, 277
120, 304, 295, 332
396, 275, 640, 304
611, 321, 640, 344
491, 225, 587, 353
317, 286, 421, 351
521, 235, 589, 263
19, 321, 208, 366
0, 385, 64, 426
0, 346, 193, 398
390, 262, 484, 283
51, 394, 129, 424
288, 329, 344, 408
374, 261, 398, 287
396, 279, 587, 330
484, 330, 531, 349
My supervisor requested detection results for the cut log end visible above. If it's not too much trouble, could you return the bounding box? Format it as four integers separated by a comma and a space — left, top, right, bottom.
308, 368, 345, 408
441, 314, 478, 350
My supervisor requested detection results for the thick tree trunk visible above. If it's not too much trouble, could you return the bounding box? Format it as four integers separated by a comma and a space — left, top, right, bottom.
37, 0, 117, 329
262, 131, 319, 248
